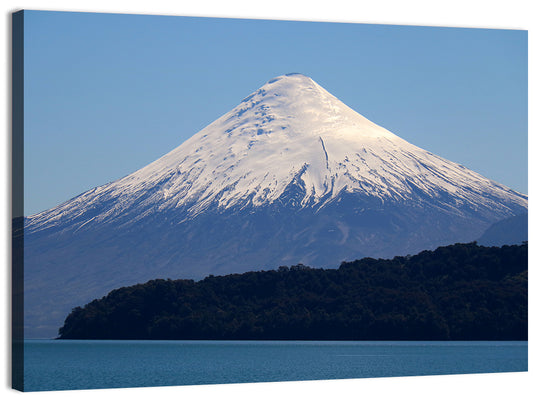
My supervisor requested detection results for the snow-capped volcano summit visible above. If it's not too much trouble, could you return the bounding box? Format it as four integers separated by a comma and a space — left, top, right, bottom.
23, 74, 527, 338
26, 73, 525, 233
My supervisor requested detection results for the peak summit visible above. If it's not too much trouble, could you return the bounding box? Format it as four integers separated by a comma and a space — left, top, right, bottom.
233, 74, 398, 143
267, 72, 312, 84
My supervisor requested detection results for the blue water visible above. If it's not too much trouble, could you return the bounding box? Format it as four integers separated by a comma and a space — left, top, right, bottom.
23, 340, 527, 392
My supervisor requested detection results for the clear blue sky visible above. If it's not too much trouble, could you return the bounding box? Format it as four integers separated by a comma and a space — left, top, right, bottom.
23, 10, 528, 216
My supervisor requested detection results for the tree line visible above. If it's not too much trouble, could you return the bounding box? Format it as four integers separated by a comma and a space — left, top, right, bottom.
58, 242, 527, 340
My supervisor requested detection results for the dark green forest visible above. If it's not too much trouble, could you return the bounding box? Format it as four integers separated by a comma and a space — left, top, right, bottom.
58, 242, 527, 340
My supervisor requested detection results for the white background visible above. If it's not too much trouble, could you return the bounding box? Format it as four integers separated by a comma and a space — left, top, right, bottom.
1, 1, 531, 397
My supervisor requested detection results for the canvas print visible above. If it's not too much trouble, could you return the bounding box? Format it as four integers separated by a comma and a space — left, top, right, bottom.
12, 10, 527, 392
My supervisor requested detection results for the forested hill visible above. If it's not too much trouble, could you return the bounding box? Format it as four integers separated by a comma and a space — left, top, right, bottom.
58, 242, 527, 340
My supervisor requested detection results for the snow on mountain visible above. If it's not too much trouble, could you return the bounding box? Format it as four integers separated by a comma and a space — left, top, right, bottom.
26, 73, 526, 233
23, 73, 527, 338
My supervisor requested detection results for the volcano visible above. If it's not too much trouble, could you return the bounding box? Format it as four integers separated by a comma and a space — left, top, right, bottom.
23, 73, 527, 337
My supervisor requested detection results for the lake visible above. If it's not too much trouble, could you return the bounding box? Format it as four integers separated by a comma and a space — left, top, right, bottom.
22, 340, 527, 392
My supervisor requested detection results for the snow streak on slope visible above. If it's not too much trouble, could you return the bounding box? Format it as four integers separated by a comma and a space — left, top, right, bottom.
26, 73, 526, 233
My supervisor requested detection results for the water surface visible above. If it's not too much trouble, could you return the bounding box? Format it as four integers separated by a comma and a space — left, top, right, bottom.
23, 340, 527, 391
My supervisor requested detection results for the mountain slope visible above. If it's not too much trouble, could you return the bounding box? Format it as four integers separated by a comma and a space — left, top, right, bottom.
477, 213, 528, 247
23, 73, 527, 338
